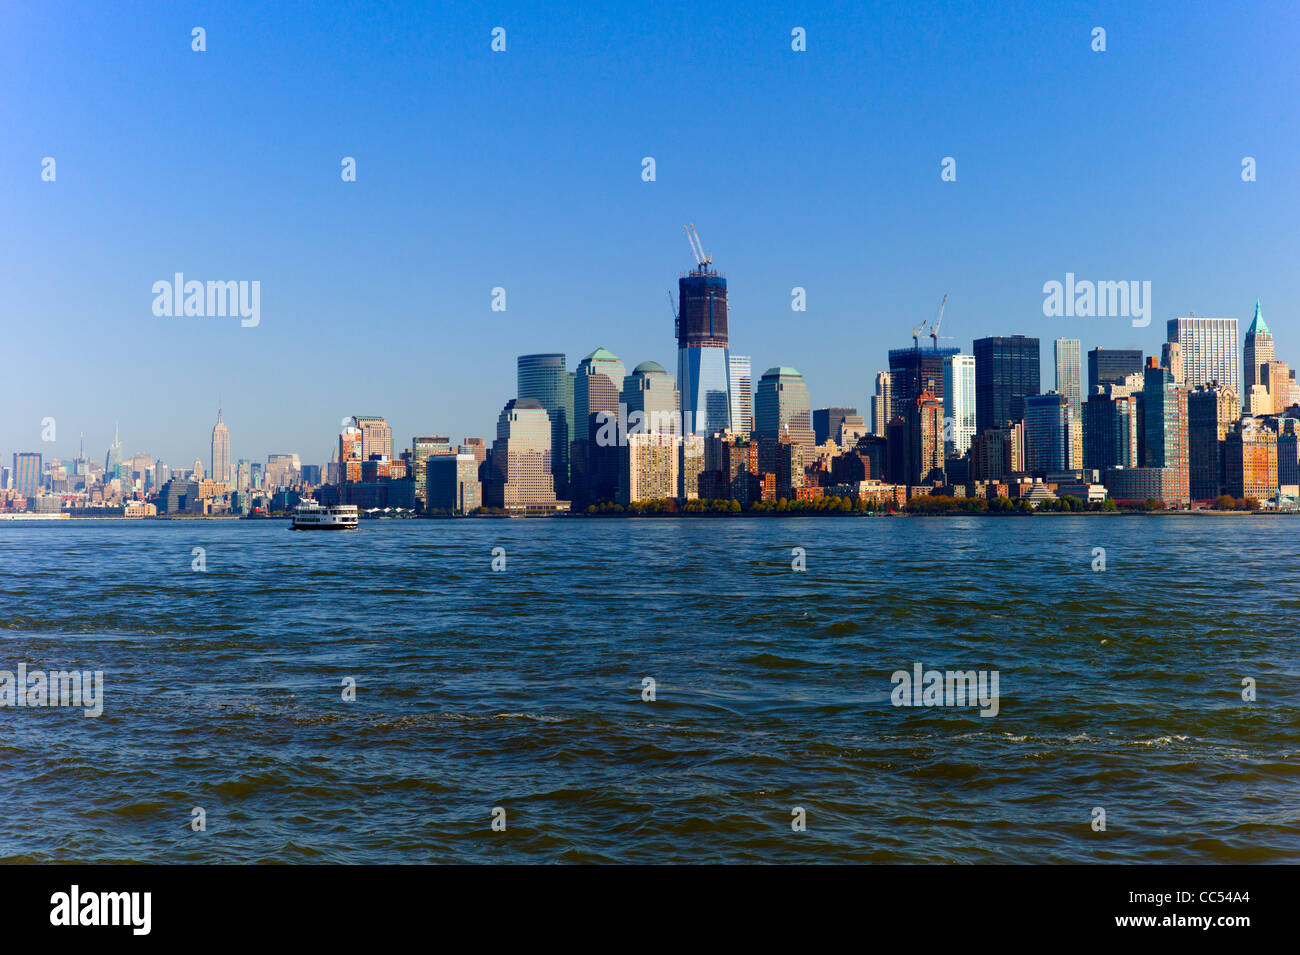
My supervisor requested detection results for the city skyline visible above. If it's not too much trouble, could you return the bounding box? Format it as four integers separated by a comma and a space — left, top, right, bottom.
4, 1, 1297, 466
4, 292, 1282, 474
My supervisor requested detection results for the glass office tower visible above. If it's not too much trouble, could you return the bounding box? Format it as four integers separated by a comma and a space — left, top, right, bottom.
517, 353, 574, 497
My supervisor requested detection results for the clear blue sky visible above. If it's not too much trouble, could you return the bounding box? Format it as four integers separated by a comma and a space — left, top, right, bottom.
3, 0, 1297, 468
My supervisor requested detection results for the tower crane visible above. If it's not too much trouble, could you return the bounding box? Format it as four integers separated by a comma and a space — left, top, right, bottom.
929, 294, 948, 349
684, 223, 711, 268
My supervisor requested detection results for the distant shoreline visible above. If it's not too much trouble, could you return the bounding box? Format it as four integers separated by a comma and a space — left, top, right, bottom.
2, 509, 1289, 523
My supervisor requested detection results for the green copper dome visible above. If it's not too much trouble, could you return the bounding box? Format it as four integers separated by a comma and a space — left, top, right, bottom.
632, 360, 667, 375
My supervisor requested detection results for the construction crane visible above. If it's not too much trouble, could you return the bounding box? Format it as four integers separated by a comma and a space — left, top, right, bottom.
929, 294, 948, 349
684, 223, 711, 268
912, 317, 929, 349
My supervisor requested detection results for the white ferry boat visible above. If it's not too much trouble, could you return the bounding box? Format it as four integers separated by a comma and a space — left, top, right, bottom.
290, 499, 359, 530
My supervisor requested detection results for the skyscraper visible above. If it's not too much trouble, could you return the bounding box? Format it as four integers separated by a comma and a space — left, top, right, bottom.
572, 347, 625, 505
1088, 348, 1144, 393
970, 422, 1023, 480
1279, 421, 1299, 491
832, 412, 868, 449
12, 452, 42, 497
210, 407, 230, 485
888, 346, 959, 419
974, 336, 1040, 433
755, 367, 814, 447
517, 353, 575, 498
871, 371, 893, 437
427, 453, 482, 513
728, 355, 753, 439
1160, 341, 1185, 385
1024, 393, 1071, 474
104, 423, 122, 479
623, 361, 680, 436
1084, 388, 1139, 472
1224, 420, 1278, 501
618, 432, 680, 504
903, 388, 945, 485
678, 434, 704, 500
354, 415, 393, 463
942, 353, 976, 458
676, 249, 731, 436
1054, 339, 1081, 408
772, 437, 805, 498
410, 435, 452, 507
1242, 300, 1273, 397
1166, 316, 1240, 400
1143, 358, 1190, 504
813, 408, 858, 447
264, 453, 301, 489
459, 437, 487, 469
1259, 361, 1295, 414
1053, 339, 1082, 468
1188, 382, 1239, 500
486, 398, 558, 511
1242, 300, 1291, 413
338, 425, 363, 482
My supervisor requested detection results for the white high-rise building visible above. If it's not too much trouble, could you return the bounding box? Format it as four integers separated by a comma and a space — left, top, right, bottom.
487, 398, 557, 510
1167, 316, 1240, 397
728, 355, 753, 439
871, 371, 893, 437
941, 355, 975, 457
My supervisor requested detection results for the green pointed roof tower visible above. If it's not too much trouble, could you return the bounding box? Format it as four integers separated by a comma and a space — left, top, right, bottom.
1246, 299, 1270, 338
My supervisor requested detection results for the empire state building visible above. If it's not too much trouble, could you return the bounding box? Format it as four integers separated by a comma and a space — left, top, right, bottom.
211, 407, 231, 485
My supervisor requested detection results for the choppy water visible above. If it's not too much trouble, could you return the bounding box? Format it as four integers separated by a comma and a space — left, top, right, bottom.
0, 515, 1297, 863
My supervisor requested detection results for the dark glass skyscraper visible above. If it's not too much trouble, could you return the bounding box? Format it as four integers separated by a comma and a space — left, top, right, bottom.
1087, 347, 1144, 393
813, 407, 857, 446
517, 353, 574, 498
1188, 382, 1237, 500
677, 265, 731, 435
1084, 391, 1139, 471
974, 335, 1040, 432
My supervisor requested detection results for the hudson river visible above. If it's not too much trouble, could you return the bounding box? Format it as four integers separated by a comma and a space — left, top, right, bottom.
1, 516, 1296, 863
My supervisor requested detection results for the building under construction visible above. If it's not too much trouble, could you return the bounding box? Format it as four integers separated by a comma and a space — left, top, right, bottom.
888, 345, 960, 420
887, 295, 956, 420
675, 224, 732, 435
